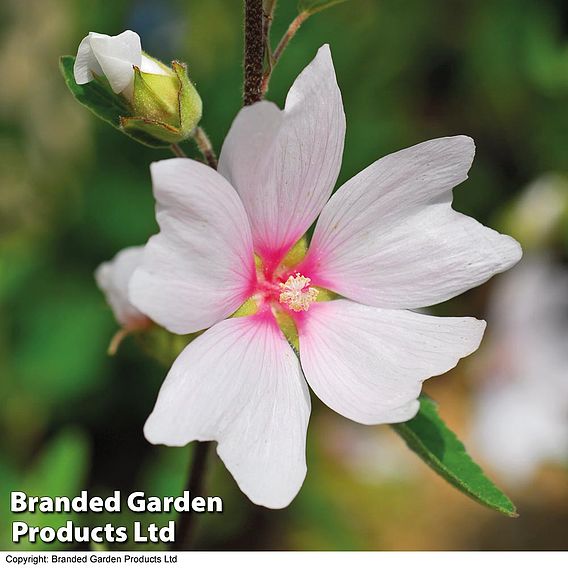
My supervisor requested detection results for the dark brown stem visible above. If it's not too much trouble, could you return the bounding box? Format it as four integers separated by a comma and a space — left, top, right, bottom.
192, 127, 218, 169
261, 11, 309, 96
244, 0, 265, 105
171, 441, 212, 551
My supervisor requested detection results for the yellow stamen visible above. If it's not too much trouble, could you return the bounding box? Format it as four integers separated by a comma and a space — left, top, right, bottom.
279, 273, 319, 312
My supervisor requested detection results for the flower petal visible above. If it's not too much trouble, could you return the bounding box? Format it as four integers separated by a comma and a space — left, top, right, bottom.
140, 54, 170, 76
129, 158, 255, 334
144, 315, 311, 509
88, 30, 142, 94
95, 246, 149, 330
299, 300, 485, 425
304, 136, 522, 309
73, 34, 103, 84
218, 44, 345, 266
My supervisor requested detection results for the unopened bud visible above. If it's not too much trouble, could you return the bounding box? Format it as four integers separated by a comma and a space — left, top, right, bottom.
69, 30, 202, 145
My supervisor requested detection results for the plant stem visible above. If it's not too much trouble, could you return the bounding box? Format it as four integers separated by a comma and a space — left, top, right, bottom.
261, 10, 309, 96
170, 143, 187, 158
170, 130, 218, 169
192, 127, 218, 169
171, 441, 212, 551
263, 0, 278, 61
244, 0, 265, 105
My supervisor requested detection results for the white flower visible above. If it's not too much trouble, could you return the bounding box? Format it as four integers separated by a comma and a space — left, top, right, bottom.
74, 30, 169, 99
471, 256, 568, 484
129, 45, 522, 508
95, 246, 150, 331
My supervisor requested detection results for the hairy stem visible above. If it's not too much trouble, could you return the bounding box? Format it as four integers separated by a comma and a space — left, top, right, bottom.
244, 0, 265, 105
171, 441, 212, 551
261, 10, 309, 96
192, 127, 218, 169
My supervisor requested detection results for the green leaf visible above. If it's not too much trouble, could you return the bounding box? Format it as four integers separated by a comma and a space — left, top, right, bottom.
59, 55, 170, 148
0, 428, 90, 550
392, 396, 517, 517
298, 0, 348, 16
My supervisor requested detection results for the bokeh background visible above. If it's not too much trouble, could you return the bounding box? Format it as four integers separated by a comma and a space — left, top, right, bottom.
1, 0, 567, 551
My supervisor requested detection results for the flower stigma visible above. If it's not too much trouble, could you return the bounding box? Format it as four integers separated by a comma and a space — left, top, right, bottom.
279, 273, 319, 312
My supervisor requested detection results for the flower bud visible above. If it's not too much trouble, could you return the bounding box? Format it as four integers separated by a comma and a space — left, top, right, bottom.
70, 30, 202, 145
121, 60, 203, 144
95, 246, 151, 333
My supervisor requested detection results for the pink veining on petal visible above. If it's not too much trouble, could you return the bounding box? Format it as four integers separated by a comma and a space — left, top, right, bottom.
218, 45, 346, 268
129, 158, 258, 335
144, 312, 310, 509
297, 299, 485, 426
257, 245, 294, 277
300, 136, 522, 309
293, 248, 336, 292
251, 307, 284, 330
247, 252, 320, 324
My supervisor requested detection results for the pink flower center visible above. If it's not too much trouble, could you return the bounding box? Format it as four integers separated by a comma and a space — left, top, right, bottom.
254, 268, 318, 314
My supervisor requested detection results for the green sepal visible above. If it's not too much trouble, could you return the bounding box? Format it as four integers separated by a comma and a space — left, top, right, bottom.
281, 237, 309, 268
129, 60, 202, 143
392, 396, 518, 517
231, 297, 259, 318
314, 286, 338, 302
120, 116, 187, 145
59, 55, 171, 148
274, 310, 300, 353
173, 60, 203, 137
132, 66, 180, 123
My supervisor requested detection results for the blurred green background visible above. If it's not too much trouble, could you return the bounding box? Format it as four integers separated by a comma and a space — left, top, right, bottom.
1, 0, 567, 551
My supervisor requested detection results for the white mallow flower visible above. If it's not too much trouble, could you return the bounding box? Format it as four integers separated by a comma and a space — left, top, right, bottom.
471, 256, 568, 485
95, 246, 150, 332
74, 30, 169, 99
129, 45, 522, 508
